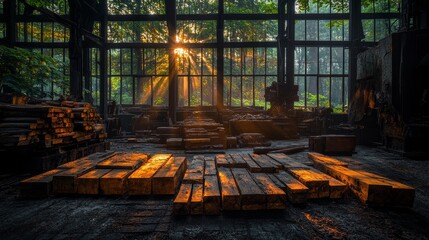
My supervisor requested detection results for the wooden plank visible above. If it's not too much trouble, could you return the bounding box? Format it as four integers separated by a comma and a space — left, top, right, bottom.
58, 151, 116, 169
229, 154, 248, 167
252, 173, 287, 209
215, 154, 229, 167
96, 152, 147, 169
358, 171, 415, 207
203, 175, 221, 215
127, 154, 171, 195
231, 168, 265, 210
20, 169, 65, 197
249, 154, 276, 173
52, 165, 95, 194
190, 184, 204, 215
324, 165, 392, 205
217, 167, 241, 210
76, 169, 111, 195
100, 169, 133, 195
182, 156, 204, 184
241, 154, 262, 173
308, 152, 348, 172
272, 171, 309, 204
204, 158, 217, 176
288, 169, 330, 199
173, 184, 192, 215
267, 153, 311, 170
152, 156, 187, 195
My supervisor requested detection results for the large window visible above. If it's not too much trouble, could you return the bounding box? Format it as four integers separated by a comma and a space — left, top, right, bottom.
3, 0, 402, 113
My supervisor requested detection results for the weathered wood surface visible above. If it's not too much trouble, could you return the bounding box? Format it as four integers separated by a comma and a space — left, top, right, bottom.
190, 184, 204, 215
307, 152, 348, 172
230, 154, 248, 167
182, 156, 204, 184
96, 152, 147, 169
173, 183, 192, 215
52, 165, 95, 194
215, 154, 234, 167
20, 169, 65, 197
152, 156, 187, 195
267, 153, 310, 170
57, 151, 116, 169
100, 169, 132, 195
323, 165, 392, 205
253, 145, 307, 154
231, 168, 265, 210
272, 171, 309, 204
203, 175, 221, 215
288, 169, 330, 199
127, 154, 171, 195
252, 173, 287, 209
77, 169, 111, 195
249, 154, 276, 173
204, 157, 217, 176
217, 167, 241, 210
241, 154, 262, 173
357, 171, 415, 207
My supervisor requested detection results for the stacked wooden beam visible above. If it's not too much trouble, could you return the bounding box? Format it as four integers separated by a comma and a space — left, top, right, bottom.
308, 152, 415, 207
179, 116, 226, 150
20, 152, 189, 197
174, 155, 222, 215
0, 101, 107, 149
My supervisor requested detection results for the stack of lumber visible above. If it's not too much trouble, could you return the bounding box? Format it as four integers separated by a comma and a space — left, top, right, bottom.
0, 101, 107, 149
308, 152, 415, 207
174, 155, 220, 215
309, 135, 356, 155
20, 152, 188, 197
166, 116, 227, 150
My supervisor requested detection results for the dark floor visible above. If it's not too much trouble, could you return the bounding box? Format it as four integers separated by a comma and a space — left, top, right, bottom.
1, 139, 428, 240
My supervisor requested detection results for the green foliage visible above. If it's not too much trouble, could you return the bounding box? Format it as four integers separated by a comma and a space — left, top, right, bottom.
0, 45, 67, 98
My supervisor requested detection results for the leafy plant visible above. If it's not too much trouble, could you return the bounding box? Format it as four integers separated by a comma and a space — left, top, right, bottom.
0, 45, 67, 98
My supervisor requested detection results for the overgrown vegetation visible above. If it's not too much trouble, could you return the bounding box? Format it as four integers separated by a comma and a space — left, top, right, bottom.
0, 45, 67, 99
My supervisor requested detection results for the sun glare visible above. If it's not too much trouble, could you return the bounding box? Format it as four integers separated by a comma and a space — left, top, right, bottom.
174, 47, 186, 56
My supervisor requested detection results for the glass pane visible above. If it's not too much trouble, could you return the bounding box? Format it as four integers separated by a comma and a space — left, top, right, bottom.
231, 77, 241, 106
136, 77, 152, 105
122, 77, 133, 104
332, 47, 344, 74
243, 48, 253, 75
375, 19, 390, 41
224, 76, 231, 105
319, 20, 330, 41
202, 76, 214, 106
319, 47, 330, 75
190, 76, 201, 106
266, 48, 277, 75
255, 77, 266, 107
331, 77, 343, 112
109, 76, 121, 103
362, 19, 375, 42
108, 0, 165, 15
295, 20, 305, 41
177, 21, 216, 43
177, 0, 218, 14
306, 20, 318, 41
319, 77, 330, 108
306, 76, 318, 107
203, 48, 216, 75
306, 47, 318, 74
225, 0, 277, 14
242, 76, 253, 106
255, 48, 266, 75
294, 76, 305, 107
295, 47, 305, 75
375, 0, 390, 13
153, 76, 168, 106
107, 21, 168, 43
178, 76, 189, 107
224, 20, 277, 42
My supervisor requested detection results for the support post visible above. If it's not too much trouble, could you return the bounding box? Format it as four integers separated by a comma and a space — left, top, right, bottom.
166, 0, 177, 123
99, 0, 108, 122
216, 0, 224, 109
68, 0, 83, 100
285, 0, 296, 110
5, 0, 16, 48
349, 0, 362, 108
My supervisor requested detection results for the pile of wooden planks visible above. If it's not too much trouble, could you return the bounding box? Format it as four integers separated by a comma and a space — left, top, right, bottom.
174, 156, 221, 215
308, 152, 415, 207
0, 101, 107, 149
20, 152, 188, 197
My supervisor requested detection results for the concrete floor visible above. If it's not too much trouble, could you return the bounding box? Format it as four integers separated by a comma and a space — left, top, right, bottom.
1, 139, 428, 240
